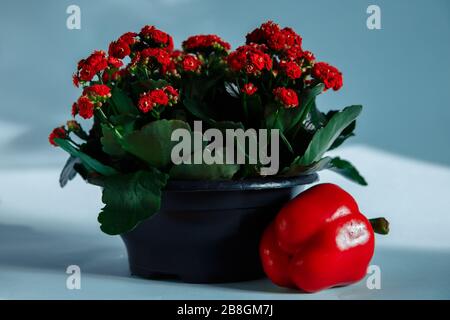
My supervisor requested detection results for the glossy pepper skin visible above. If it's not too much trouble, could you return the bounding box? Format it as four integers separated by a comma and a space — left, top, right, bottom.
260, 183, 375, 293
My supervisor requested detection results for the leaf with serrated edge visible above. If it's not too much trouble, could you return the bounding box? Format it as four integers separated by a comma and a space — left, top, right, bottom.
98, 169, 168, 235
122, 119, 191, 169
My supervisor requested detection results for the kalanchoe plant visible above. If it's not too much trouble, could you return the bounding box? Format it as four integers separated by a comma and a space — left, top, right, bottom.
50, 21, 366, 235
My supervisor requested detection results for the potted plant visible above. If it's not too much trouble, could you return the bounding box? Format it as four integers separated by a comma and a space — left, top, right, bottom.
50, 21, 367, 283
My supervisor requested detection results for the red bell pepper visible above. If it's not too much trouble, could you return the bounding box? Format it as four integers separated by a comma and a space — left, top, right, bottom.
260, 183, 387, 293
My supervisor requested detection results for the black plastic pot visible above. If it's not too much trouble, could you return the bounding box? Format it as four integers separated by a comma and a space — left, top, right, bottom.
120, 174, 318, 283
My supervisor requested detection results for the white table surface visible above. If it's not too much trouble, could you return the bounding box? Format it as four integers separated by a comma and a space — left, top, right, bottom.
0, 145, 449, 299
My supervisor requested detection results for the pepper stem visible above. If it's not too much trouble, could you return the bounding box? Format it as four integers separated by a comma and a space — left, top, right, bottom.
369, 217, 390, 235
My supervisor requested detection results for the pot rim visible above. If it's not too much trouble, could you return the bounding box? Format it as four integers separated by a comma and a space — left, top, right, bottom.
165, 174, 318, 192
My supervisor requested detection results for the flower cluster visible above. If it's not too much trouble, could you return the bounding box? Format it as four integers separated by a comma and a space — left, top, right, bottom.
312, 62, 343, 91
138, 86, 179, 113
227, 44, 272, 75
140, 26, 173, 51
48, 127, 67, 146
108, 33, 134, 59
182, 34, 231, 53
71, 84, 111, 119
278, 60, 302, 79
140, 47, 172, 71
57, 21, 347, 147
180, 54, 202, 72
54, 21, 345, 160
246, 21, 302, 58
273, 87, 299, 108
73, 51, 108, 86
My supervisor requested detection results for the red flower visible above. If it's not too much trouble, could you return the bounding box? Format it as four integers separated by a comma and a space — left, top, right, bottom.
108, 40, 130, 59
75, 50, 108, 82
72, 74, 80, 87
140, 25, 173, 51
227, 44, 272, 75
273, 87, 299, 108
279, 61, 302, 79
49, 127, 67, 146
163, 85, 178, 97
138, 88, 170, 113
241, 83, 258, 95
149, 89, 169, 105
312, 62, 343, 91
138, 94, 154, 113
83, 84, 111, 98
301, 50, 315, 62
78, 64, 95, 82
107, 56, 123, 68
181, 55, 201, 72
182, 34, 231, 52
246, 21, 281, 47
118, 32, 137, 45
267, 31, 285, 51
171, 50, 183, 60
281, 27, 302, 50
246, 21, 302, 53
141, 48, 172, 68
77, 96, 95, 119
163, 86, 179, 105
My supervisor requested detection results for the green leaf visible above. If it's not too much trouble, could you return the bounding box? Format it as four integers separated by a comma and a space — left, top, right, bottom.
303, 101, 327, 132
98, 169, 168, 235
214, 120, 244, 131
111, 87, 138, 115
101, 125, 126, 157
169, 148, 240, 180
281, 156, 332, 176
328, 157, 367, 185
326, 110, 356, 150
247, 94, 264, 124
297, 105, 362, 165
59, 155, 80, 187
279, 130, 294, 154
286, 84, 324, 132
122, 119, 191, 169
169, 162, 239, 180
131, 79, 170, 96
183, 97, 215, 123
55, 138, 118, 176
282, 156, 367, 186
265, 104, 284, 131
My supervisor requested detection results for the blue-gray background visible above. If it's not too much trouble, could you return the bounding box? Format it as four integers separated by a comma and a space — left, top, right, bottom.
1, 0, 449, 167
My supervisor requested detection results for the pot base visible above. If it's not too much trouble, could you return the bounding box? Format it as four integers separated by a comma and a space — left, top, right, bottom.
121, 175, 317, 283
129, 265, 265, 284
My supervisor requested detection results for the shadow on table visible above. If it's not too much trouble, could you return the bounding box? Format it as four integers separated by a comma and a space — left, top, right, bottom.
1, 222, 450, 297
0, 223, 129, 278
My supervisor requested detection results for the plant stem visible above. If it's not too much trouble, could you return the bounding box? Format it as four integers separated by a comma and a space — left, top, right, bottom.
369, 217, 390, 235
242, 94, 249, 121
96, 108, 123, 140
